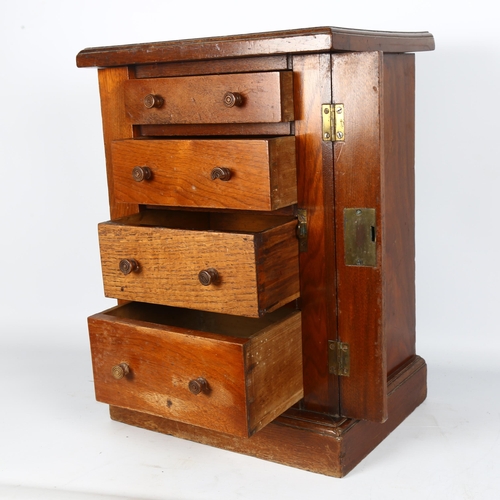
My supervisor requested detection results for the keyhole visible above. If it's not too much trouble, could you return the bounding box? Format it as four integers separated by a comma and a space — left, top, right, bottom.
371, 226, 376, 242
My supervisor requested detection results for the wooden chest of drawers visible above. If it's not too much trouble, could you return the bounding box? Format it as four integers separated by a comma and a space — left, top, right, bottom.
77, 26, 434, 477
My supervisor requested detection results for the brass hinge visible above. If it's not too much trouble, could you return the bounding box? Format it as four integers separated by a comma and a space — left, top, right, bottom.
328, 340, 350, 377
296, 208, 308, 252
322, 104, 345, 142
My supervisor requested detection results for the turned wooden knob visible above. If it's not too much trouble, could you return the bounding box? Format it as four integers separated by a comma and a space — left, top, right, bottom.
223, 91, 243, 108
132, 166, 152, 182
144, 94, 164, 109
210, 167, 232, 181
119, 258, 140, 275
111, 363, 130, 380
198, 268, 219, 286
188, 377, 208, 395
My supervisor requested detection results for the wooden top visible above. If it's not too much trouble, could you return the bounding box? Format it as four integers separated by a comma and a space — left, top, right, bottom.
76, 26, 435, 68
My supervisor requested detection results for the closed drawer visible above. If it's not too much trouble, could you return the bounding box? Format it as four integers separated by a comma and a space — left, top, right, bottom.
124, 71, 294, 125
98, 210, 300, 317
88, 302, 303, 437
111, 137, 297, 210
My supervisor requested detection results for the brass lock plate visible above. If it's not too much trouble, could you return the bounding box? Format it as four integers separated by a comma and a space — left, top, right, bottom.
344, 208, 377, 267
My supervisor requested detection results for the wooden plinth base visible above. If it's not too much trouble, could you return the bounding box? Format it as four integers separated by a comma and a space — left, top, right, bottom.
110, 355, 427, 477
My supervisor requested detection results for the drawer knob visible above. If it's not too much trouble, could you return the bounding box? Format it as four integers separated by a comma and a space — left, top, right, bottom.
188, 377, 209, 395
111, 363, 130, 380
144, 94, 164, 109
119, 258, 140, 275
223, 91, 243, 108
132, 166, 152, 182
198, 268, 219, 286
210, 167, 232, 182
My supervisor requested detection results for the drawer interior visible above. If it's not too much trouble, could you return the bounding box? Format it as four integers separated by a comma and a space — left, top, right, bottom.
110, 209, 296, 234
102, 301, 298, 339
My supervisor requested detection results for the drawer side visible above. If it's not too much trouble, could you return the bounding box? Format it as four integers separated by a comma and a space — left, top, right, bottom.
244, 311, 303, 435
256, 219, 300, 314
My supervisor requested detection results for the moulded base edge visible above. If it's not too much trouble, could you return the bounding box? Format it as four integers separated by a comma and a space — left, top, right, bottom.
109, 355, 427, 477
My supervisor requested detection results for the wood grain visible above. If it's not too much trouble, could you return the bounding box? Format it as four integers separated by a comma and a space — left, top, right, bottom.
381, 54, 417, 375
77, 27, 435, 68
124, 72, 294, 125
110, 137, 297, 210
108, 355, 427, 477
292, 54, 339, 414
332, 51, 387, 422
88, 303, 303, 437
98, 211, 299, 317
97, 67, 138, 220
137, 122, 292, 137
244, 310, 303, 434
134, 55, 289, 79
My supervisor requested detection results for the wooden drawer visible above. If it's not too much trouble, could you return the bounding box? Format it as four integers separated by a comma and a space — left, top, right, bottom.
110, 137, 297, 210
88, 302, 303, 437
98, 210, 300, 317
124, 72, 293, 125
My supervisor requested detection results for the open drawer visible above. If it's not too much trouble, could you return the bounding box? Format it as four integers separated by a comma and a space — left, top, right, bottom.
123, 71, 294, 125
88, 302, 303, 437
110, 137, 297, 211
98, 210, 300, 318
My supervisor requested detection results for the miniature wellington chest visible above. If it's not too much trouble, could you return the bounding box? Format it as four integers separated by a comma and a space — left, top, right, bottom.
77, 26, 435, 477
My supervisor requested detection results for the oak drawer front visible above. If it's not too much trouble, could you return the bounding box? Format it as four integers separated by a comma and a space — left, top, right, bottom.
111, 137, 297, 210
124, 72, 294, 125
98, 211, 300, 318
88, 302, 303, 437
